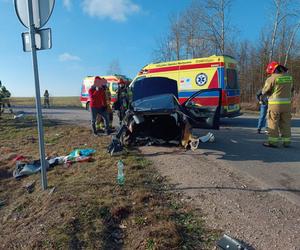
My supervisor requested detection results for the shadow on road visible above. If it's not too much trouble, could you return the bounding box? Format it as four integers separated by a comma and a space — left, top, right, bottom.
221, 116, 300, 128
192, 116, 300, 164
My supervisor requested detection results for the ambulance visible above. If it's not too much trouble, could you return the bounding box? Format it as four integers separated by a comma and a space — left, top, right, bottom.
132, 55, 241, 117
80, 75, 131, 110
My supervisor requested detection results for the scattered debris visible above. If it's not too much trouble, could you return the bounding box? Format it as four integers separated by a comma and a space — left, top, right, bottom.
23, 181, 36, 193
48, 187, 56, 195
217, 234, 251, 250
13, 160, 43, 179
0, 200, 6, 208
12, 149, 96, 179
63, 148, 96, 166
13, 112, 25, 119
199, 132, 216, 143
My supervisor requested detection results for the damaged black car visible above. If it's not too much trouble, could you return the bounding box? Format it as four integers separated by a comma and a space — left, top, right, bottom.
108, 77, 222, 155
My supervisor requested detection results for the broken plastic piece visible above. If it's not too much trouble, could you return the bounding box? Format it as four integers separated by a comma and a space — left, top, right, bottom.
190, 139, 200, 151
108, 138, 124, 156
199, 132, 215, 143
217, 234, 250, 250
23, 181, 36, 193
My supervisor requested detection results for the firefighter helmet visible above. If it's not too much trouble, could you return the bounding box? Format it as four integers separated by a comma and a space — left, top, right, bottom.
266, 61, 279, 74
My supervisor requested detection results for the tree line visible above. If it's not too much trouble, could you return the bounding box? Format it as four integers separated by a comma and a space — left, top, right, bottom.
152, 0, 300, 111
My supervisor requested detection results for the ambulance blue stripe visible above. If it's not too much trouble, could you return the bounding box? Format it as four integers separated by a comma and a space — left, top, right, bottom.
179, 91, 220, 98
82, 93, 89, 97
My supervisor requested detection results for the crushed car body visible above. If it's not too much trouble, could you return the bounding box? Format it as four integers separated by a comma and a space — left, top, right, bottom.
108, 77, 222, 155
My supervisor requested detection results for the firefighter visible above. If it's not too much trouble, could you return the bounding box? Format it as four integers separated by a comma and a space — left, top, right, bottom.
262, 61, 294, 148
0, 81, 13, 114
115, 83, 129, 124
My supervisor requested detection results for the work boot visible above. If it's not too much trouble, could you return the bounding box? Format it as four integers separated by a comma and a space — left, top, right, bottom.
257, 129, 261, 134
263, 142, 278, 148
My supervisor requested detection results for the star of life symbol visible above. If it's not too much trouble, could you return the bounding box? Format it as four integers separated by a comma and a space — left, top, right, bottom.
195, 73, 208, 86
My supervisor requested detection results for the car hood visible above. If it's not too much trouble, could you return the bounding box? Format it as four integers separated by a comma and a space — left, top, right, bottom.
131, 77, 178, 102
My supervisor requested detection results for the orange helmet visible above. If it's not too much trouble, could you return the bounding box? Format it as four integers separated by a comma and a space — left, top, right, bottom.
266, 61, 279, 74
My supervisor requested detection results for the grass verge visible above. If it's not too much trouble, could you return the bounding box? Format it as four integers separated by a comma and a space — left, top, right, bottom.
0, 114, 219, 249
10, 96, 81, 108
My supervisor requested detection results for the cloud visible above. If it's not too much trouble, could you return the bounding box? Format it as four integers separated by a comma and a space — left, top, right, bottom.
82, 0, 140, 22
59, 53, 81, 62
63, 0, 72, 10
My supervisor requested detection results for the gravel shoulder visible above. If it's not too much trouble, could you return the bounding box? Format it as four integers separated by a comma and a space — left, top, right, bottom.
140, 146, 300, 250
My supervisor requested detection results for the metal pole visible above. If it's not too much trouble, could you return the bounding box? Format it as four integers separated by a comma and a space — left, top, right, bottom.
27, 0, 48, 190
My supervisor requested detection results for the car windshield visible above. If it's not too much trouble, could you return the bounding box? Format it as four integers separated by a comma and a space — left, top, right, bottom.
132, 94, 180, 112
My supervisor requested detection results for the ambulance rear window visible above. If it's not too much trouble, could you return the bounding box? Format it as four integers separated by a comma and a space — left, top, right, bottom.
226, 69, 238, 89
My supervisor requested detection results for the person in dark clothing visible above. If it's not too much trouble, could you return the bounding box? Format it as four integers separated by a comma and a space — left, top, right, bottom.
88, 77, 111, 136
256, 90, 268, 134
115, 84, 129, 124
43, 90, 50, 108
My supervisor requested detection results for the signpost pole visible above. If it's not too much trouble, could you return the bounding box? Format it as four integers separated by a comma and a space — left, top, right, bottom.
27, 0, 48, 190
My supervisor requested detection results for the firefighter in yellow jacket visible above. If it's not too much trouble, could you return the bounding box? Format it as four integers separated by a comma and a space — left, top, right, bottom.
262, 61, 293, 148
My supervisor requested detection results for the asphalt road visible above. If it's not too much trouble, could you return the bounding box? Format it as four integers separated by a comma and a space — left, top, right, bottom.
11, 106, 300, 206
193, 115, 300, 206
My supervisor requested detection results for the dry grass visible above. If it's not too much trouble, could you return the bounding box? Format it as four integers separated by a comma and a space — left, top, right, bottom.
10, 96, 81, 108
0, 114, 218, 249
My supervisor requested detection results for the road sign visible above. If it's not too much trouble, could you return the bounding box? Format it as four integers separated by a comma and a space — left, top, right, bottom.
14, 0, 55, 29
22, 28, 52, 52
14, 0, 55, 191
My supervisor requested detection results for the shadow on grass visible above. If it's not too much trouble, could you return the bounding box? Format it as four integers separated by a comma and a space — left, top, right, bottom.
1, 115, 65, 129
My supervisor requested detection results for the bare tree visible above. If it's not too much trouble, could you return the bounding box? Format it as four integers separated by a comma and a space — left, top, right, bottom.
106, 59, 121, 75
284, 21, 300, 65
152, 35, 174, 62
169, 14, 184, 60
268, 0, 298, 61
201, 0, 233, 55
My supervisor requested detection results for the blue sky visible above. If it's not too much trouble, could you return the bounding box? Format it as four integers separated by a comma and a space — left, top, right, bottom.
0, 0, 271, 96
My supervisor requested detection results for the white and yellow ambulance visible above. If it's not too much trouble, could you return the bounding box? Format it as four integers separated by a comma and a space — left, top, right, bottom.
132, 55, 241, 117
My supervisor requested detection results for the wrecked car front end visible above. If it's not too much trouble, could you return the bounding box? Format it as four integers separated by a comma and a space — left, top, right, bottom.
108, 77, 222, 155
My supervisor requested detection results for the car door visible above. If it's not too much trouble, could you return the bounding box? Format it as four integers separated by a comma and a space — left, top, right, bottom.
181, 88, 222, 129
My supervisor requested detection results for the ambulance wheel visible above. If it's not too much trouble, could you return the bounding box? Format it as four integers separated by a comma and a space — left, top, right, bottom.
86, 102, 90, 111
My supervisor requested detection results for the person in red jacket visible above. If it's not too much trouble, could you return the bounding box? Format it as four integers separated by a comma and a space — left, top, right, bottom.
89, 77, 111, 136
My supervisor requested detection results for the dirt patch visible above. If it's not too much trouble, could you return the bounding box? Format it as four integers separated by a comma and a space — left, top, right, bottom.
140, 146, 300, 250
